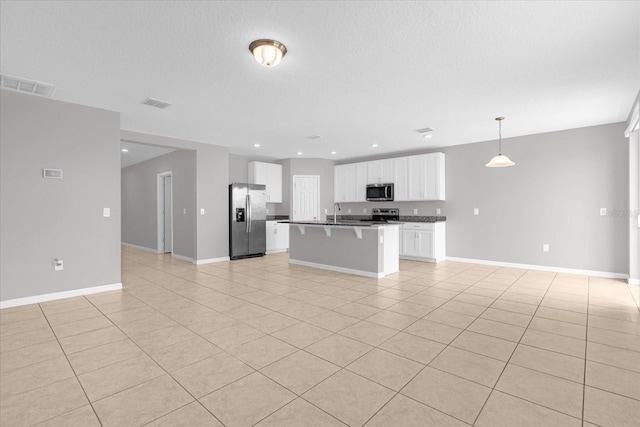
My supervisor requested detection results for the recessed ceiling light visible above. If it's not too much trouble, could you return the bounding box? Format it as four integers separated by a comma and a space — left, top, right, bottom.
371, 144, 379, 148
253, 143, 261, 147
121, 148, 129, 152
330, 151, 337, 155
423, 134, 433, 139
297, 151, 303, 155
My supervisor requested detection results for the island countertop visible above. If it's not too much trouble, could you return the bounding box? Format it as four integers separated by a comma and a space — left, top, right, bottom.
277, 220, 400, 227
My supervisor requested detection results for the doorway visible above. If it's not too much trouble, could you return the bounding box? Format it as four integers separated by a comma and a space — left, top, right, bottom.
157, 171, 173, 253
292, 175, 320, 221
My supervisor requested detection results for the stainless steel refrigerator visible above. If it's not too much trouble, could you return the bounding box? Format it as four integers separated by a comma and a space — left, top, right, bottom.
229, 183, 267, 259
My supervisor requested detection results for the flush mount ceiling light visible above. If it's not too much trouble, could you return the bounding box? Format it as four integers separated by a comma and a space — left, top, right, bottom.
253, 143, 261, 147
485, 117, 515, 168
296, 151, 303, 155
249, 39, 287, 67
371, 144, 379, 148
330, 151, 337, 155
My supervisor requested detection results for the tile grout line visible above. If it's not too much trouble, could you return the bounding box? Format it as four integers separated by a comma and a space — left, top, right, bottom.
581, 276, 591, 426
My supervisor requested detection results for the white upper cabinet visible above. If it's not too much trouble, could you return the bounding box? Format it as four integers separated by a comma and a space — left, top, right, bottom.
355, 162, 368, 202
248, 161, 282, 203
408, 153, 445, 201
393, 157, 409, 201
334, 163, 367, 202
367, 158, 394, 184
334, 152, 444, 202
334, 163, 356, 202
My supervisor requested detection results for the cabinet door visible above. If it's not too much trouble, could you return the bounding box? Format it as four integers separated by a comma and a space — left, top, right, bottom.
367, 160, 382, 183
417, 230, 434, 259
401, 229, 419, 256
266, 226, 275, 251
274, 225, 289, 249
266, 163, 283, 203
334, 164, 356, 202
394, 157, 409, 201
423, 153, 444, 201
355, 162, 368, 202
381, 158, 394, 182
407, 155, 427, 200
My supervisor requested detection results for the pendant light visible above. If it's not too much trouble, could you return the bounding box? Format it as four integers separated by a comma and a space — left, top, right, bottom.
485, 117, 515, 168
249, 39, 287, 67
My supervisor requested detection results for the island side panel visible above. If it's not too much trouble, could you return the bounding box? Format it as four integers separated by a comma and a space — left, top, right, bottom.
381, 225, 400, 275
289, 225, 382, 276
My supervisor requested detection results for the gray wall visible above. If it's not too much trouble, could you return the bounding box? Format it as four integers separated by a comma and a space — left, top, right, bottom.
339, 123, 629, 274
280, 158, 336, 221
1, 90, 121, 302
121, 130, 229, 261
121, 150, 196, 258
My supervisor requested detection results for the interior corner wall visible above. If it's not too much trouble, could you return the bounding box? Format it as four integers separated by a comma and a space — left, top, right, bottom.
120, 130, 229, 261
121, 150, 196, 258
0, 90, 121, 302
338, 123, 629, 275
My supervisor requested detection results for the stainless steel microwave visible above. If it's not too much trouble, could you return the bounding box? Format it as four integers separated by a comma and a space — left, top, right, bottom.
366, 183, 394, 201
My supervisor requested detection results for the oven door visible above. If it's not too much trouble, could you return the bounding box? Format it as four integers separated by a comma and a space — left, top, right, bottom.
366, 184, 394, 201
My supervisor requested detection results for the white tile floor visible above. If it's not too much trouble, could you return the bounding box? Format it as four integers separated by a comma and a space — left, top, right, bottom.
1, 246, 639, 426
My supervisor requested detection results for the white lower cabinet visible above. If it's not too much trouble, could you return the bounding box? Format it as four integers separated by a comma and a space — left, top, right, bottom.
266, 221, 289, 254
399, 222, 445, 262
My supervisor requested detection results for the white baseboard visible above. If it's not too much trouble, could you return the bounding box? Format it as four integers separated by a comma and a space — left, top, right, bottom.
171, 253, 194, 263
445, 257, 628, 279
628, 278, 640, 286
194, 256, 230, 265
121, 242, 160, 253
266, 249, 288, 255
289, 258, 398, 279
400, 255, 445, 263
0, 283, 123, 309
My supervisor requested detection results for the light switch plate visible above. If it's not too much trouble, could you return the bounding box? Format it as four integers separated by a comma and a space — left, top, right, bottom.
324, 208, 328, 214
200, 208, 205, 215
474, 208, 479, 216
103, 208, 110, 217
543, 244, 549, 252
436, 208, 441, 215
600, 208, 607, 216
53, 259, 63, 271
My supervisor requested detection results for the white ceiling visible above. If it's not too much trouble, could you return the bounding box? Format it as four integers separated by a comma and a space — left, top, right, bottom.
120, 142, 176, 169
1, 1, 638, 161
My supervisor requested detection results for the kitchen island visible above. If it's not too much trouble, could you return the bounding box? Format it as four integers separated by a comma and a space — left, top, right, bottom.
284, 221, 400, 278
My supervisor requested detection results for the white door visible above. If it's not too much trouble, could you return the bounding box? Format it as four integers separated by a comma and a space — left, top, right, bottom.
163, 175, 173, 253
293, 175, 320, 221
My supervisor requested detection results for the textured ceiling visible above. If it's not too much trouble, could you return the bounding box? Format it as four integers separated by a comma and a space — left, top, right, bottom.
1, 1, 638, 160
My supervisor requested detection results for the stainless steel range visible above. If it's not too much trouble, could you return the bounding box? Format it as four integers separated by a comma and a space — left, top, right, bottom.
370, 208, 399, 223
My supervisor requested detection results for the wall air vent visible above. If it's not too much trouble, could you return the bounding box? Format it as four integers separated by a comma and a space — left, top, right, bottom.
0, 73, 55, 98
142, 98, 172, 109
306, 135, 322, 140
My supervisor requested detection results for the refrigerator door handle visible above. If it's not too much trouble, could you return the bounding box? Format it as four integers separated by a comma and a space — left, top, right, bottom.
246, 194, 252, 233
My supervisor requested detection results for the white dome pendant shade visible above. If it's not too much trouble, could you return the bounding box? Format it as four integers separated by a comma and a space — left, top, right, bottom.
249, 39, 287, 67
486, 116, 515, 167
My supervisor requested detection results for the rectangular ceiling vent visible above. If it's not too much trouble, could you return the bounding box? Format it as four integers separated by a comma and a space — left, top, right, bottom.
415, 127, 434, 134
142, 98, 172, 109
0, 73, 55, 98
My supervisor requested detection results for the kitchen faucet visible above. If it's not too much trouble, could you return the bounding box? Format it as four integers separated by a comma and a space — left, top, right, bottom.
333, 203, 341, 224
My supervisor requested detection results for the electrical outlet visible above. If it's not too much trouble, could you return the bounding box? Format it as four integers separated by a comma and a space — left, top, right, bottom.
348, 208, 352, 214
103, 208, 110, 217
474, 208, 479, 216
413, 209, 418, 214
324, 208, 328, 214
183, 208, 186, 215
600, 208, 607, 216
363, 208, 367, 214
53, 259, 63, 271
266, 208, 269, 214
543, 244, 549, 252
436, 208, 441, 215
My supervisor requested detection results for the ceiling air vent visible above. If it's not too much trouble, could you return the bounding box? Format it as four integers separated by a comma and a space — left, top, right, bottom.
415, 127, 434, 134
306, 135, 322, 140
0, 73, 55, 98
142, 98, 172, 109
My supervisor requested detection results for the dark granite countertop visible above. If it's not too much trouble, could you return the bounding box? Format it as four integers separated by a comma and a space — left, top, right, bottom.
266, 215, 290, 221
326, 215, 446, 223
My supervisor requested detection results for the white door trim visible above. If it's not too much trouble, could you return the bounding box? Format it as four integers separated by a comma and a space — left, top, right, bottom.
157, 171, 173, 253
292, 175, 320, 221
